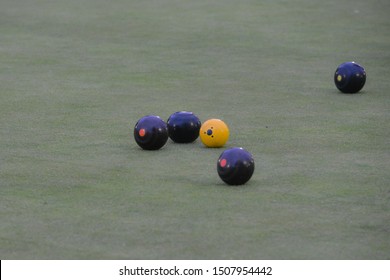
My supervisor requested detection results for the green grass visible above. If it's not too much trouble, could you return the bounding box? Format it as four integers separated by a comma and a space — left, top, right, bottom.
1, 0, 389, 259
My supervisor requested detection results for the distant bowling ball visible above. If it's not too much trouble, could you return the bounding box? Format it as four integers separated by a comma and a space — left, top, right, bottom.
217, 147, 255, 185
134, 115, 168, 150
334, 61, 366, 93
167, 111, 201, 143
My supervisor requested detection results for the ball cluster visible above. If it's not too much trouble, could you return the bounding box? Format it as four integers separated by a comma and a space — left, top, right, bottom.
132, 62, 367, 186
133, 111, 254, 185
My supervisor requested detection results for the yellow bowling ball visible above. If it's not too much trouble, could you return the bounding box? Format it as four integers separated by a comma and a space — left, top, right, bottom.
199, 119, 229, 148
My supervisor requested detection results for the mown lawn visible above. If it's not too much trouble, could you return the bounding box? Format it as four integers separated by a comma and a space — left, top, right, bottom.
0, 0, 389, 259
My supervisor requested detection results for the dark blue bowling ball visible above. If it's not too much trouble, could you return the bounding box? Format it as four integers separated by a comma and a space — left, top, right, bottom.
167, 111, 201, 143
334, 61, 366, 93
217, 147, 255, 185
134, 115, 168, 150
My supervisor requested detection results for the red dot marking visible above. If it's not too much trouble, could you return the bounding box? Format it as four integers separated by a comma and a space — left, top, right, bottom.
220, 159, 227, 167
139, 128, 146, 137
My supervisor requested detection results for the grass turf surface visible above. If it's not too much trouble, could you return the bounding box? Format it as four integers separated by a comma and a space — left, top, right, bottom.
0, 0, 389, 259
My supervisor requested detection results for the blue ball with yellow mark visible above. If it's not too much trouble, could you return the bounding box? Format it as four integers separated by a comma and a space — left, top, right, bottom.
134, 115, 168, 150
217, 147, 255, 185
334, 61, 366, 93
